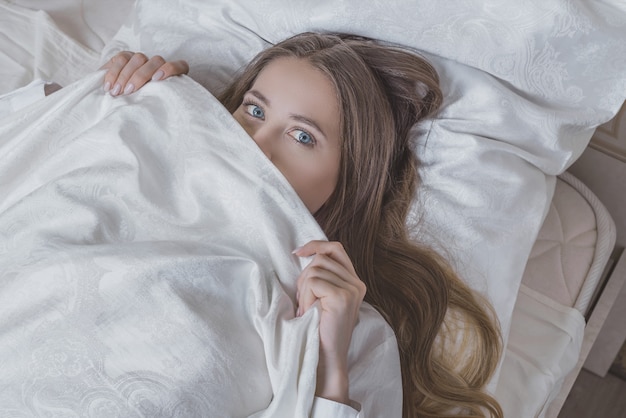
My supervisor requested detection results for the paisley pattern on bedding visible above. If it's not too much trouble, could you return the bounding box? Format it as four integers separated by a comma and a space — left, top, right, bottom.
0, 73, 402, 417
99, 3, 626, 378
2, 1, 625, 416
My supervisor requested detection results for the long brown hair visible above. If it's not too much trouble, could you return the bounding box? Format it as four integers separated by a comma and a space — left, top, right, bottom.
220, 32, 503, 418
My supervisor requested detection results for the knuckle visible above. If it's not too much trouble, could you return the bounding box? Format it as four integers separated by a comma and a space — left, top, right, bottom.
307, 264, 319, 273
307, 275, 323, 287
311, 253, 333, 266
164, 60, 188, 76
111, 54, 129, 66
129, 53, 148, 65
150, 55, 166, 66
305, 266, 322, 280
160, 62, 175, 73
358, 281, 367, 298
133, 67, 154, 80
304, 256, 321, 268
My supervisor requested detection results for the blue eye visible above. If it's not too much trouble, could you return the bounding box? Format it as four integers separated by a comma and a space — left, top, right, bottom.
289, 129, 315, 146
245, 104, 265, 119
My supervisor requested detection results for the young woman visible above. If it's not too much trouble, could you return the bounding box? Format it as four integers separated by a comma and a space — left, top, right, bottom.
102, 32, 503, 418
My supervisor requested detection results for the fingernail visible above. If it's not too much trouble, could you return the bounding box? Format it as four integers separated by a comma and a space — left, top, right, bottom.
296, 308, 301, 317
123, 83, 135, 95
111, 83, 122, 96
152, 70, 164, 81
291, 246, 302, 255
103, 81, 111, 92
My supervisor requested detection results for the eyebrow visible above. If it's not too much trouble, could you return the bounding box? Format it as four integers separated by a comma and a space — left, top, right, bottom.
249, 89, 270, 106
289, 114, 327, 139
247, 89, 328, 139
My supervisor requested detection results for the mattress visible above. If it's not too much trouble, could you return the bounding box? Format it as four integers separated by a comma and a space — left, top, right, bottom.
496, 171, 616, 418
522, 172, 616, 315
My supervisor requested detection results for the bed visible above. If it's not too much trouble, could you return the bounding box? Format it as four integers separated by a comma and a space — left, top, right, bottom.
1, 0, 625, 417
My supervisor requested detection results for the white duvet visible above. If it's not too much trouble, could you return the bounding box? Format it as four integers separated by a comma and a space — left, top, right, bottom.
2, 1, 626, 416
0, 73, 401, 417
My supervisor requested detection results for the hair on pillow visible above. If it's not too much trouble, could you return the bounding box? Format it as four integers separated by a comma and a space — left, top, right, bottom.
102, 0, 626, 390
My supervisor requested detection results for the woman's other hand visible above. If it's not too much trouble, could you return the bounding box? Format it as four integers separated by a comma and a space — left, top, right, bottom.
293, 240, 366, 405
100, 51, 189, 96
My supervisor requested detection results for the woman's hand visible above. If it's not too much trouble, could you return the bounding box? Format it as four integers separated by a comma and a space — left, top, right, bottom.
293, 240, 366, 405
100, 51, 189, 96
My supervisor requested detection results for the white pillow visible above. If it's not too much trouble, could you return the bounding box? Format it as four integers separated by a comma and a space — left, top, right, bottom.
101, 0, 626, 384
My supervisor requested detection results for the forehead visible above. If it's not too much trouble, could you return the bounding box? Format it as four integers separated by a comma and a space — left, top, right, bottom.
253, 56, 335, 95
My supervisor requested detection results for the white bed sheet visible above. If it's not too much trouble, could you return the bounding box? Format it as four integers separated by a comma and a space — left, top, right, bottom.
2, 1, 626, 416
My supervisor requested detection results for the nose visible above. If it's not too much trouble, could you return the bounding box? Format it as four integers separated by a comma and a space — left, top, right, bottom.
248, 125, 277, 160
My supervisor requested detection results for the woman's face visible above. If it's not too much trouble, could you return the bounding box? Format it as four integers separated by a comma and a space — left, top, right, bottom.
233, 57, 342, 213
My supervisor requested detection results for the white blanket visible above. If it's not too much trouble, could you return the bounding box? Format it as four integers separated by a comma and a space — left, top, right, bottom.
0, 73, 401, 417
